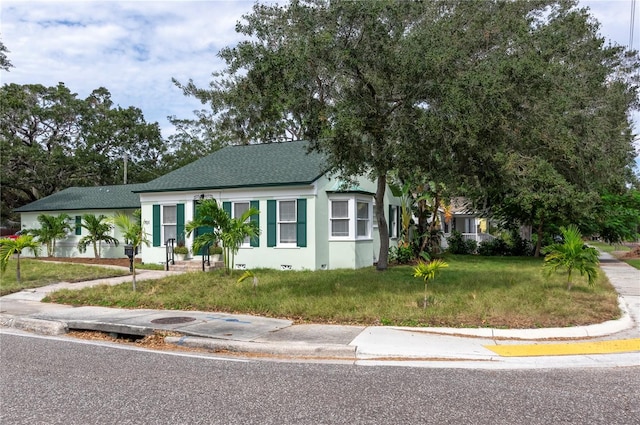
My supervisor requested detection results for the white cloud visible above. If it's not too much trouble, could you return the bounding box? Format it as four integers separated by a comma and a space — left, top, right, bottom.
1, 0, 638, 147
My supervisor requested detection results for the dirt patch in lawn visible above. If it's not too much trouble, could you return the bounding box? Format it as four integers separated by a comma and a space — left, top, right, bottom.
621, 244, 640, 259
34, 257, 141, 268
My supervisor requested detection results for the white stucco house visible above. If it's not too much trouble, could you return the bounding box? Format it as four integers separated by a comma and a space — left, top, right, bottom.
14, 184, 146, 258
15, 141, 403, 270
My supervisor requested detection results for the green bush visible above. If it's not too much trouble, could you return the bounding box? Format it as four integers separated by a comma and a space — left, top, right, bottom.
389, 244, 414, 264
478, 230, 533, 257
478, 237, 509, 256
446, 231, 477, 254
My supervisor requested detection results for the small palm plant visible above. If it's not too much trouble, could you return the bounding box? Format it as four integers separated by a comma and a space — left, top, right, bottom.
0, 235, 41, 282
77, 214, 119, 258
413, 259, 449, 309
237, 270, 259, 296
222, 207, 260, 275
186, 198, 228, 264
29, 213, 72, 257
112, 211, 149, 291
542, 225, 599, 290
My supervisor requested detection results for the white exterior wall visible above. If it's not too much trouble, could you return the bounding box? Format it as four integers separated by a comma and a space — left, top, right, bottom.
18, 209, 136, 259
139, 185, 319, 269
138, 175, 402, 270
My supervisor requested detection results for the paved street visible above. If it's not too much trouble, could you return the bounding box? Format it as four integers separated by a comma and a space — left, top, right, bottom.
1, 331, 639, 425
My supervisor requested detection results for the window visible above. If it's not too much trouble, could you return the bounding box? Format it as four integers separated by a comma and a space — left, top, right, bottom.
278, 200, 297, 245
389, 205, 399, 239
357, 201, 370, 238
163, 205, 177, 243
329, 197, 373, 240
330, 200, 349, 237
233, 202, 250, 246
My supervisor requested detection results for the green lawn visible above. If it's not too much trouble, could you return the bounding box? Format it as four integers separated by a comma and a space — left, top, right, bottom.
0, 259, 129, 296
623, 259, 640, 270
44, 255, 619, 329
587, 241, 630, 253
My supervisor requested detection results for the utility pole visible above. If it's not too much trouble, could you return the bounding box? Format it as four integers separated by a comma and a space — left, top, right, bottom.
123, 153, 128, 184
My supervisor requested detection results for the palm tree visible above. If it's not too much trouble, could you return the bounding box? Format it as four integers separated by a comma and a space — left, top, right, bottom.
29, 213, 72, 257
112, 211, 149, 291
186, 199, 259, 275
413, 259, 449, 309
186, 199, 229, 257
77, 214, 119, 258
0, 235, 41, 282
222, 207, 260, 275
542, 225, 599, 290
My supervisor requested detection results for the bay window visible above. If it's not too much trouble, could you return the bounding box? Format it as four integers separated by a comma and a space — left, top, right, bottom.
329, 197, 372, 240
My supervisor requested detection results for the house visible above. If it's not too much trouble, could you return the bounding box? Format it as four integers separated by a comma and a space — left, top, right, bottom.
14, 141, 402, 270
440, 197, 495, 249
135, 141, 402, 270
14, 184, 147, 258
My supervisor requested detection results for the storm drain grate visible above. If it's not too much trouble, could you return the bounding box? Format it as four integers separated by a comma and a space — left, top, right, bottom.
150, 316, 197, 325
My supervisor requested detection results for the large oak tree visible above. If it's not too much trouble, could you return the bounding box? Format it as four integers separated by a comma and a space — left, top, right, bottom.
174, 0, 639, 266
0, 83, 166, 220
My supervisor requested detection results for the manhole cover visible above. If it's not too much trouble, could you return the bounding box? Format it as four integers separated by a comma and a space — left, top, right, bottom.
150, 316, 197, 325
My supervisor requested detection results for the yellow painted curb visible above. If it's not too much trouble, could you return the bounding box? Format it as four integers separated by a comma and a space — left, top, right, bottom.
485, 338, 640, 357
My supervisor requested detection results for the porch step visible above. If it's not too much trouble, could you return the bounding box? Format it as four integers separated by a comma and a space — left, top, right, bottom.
168, 260, 224, 272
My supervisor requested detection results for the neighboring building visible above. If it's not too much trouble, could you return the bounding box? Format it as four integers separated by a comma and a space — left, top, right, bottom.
440, 197, 494, 249
14, 184, 146, 258
14, 141, 402, 270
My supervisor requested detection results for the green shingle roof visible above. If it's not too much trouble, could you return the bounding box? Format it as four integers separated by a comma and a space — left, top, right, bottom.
14, 183, 147, 213
136, 141, 327, 193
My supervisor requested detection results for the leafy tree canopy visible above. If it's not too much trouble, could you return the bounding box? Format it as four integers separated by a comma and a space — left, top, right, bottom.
0, 83, 167, 220
173, 0, 639, 266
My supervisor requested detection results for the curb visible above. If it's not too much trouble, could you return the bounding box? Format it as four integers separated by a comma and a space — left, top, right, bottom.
0, 314, 68, 336
165, 335, 357, 358
389, 295, 634, 340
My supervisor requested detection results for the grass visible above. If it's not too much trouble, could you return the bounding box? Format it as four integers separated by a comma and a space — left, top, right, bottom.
44, 255, 620, 328
587, 240, 630, 253
588, 240, 640, 270
137, 263, 165, 270
0, 259, 129, 296
623, 259, 640, 270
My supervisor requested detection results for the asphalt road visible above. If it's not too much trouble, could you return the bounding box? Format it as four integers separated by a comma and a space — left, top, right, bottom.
1, 331, 639, 425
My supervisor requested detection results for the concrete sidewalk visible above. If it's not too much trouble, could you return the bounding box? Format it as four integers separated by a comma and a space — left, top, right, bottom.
1, 254, 639, 369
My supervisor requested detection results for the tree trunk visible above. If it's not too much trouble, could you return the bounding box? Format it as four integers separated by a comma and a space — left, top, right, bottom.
132, 264, 137, 291
93, 241, 99, 258
534, 217, 544, 258
16, 253, 21, 282
376, 174, 389, 271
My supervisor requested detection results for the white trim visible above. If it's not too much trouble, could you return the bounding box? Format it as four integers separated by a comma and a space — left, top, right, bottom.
277, 199, 297, 247
162, 204, 177, 246
328, 195, 373, 241
232, 201, 251, 247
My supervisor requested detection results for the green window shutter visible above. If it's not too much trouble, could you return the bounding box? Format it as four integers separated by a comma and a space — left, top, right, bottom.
388, 205, 393, 236
222, 201, 231, 217
250, 200, 260, 247
176, 203, 185, 244
267, 200, 276, 247
396, 206, 401, 240
296, 198, 307, 247
75, 216, 82, 235
152, 205, 161, 247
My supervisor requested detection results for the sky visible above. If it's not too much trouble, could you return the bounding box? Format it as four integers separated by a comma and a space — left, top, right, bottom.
1, 0, 639, 163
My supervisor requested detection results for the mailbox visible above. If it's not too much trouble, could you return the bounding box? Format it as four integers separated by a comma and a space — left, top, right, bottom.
124, 244, 138, 272
124, 244, 138, 258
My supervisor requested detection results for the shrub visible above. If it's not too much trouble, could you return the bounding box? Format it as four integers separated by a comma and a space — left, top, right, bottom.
389, 244, 414, 264
508, 230, 533, 256
446, 231, 477, 254
478, 237, 509, 256
173, 245, 189, 255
